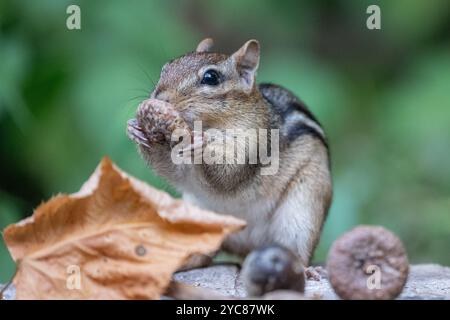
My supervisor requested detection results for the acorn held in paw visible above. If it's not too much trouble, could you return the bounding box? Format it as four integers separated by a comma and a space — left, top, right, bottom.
241, 244, 305, 297
327, 225, 409, 300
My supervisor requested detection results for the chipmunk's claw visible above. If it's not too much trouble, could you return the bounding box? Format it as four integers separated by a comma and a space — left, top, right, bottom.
127, 118, 151, 148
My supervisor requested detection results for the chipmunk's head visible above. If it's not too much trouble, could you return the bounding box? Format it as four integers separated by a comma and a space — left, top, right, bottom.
151, 38, 265, 129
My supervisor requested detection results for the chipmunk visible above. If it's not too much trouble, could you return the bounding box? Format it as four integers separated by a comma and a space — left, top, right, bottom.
127, 38, 332, 267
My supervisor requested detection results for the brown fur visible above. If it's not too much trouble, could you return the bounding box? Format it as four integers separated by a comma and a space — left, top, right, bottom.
127, 39, 332, 265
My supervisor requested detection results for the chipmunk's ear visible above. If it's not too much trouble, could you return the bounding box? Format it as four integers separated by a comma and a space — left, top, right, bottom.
196, 38, 214, 52
231, 40, 260, 90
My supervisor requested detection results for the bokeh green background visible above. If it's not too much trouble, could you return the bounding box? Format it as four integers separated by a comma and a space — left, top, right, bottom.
1, 0, 449, 282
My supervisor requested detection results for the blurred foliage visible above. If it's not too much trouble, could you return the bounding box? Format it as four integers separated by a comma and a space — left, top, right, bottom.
1, 0, 449, 282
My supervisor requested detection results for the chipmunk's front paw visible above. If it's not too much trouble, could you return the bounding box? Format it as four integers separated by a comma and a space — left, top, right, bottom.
133, 98, 187, 145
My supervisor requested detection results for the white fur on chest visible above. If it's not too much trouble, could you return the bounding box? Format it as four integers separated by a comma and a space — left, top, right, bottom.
182, 188, 277, 254
175, 151, 328, 264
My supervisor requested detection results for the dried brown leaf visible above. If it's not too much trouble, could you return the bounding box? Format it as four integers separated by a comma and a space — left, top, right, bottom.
3, 157, 245, 299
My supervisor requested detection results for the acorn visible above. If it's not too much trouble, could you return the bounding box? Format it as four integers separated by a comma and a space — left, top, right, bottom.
241, 244, 305, 297
327, 225, 409, 300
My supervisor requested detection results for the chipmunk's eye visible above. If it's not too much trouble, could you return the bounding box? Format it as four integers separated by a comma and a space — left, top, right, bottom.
201, 69, 221, 86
